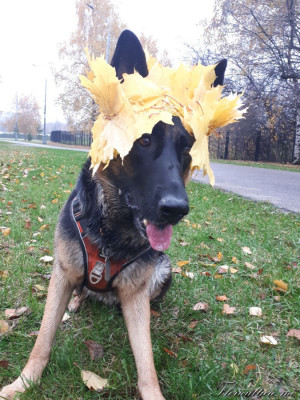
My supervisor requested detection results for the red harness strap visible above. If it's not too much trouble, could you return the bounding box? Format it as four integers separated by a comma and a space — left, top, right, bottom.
71, 195, 151, 293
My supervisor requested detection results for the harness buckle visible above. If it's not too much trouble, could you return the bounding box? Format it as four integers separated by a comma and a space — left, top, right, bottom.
89, 261, 105, 285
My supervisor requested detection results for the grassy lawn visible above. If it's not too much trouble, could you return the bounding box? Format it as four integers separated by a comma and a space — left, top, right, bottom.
0, 142, 299, 400
211, 159, 300, 172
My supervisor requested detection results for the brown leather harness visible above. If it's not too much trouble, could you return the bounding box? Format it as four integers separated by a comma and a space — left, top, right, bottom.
71, 196, 151, 292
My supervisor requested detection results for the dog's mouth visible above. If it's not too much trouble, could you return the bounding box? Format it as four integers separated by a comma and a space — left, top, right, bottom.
143, 219, 173, 252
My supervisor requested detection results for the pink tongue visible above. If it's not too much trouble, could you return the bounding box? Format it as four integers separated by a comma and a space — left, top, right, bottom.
146, 223, 173, 251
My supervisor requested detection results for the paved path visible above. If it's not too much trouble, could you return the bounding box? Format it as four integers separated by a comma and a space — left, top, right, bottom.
193, 163, 300, 213
1, 141, 299, 213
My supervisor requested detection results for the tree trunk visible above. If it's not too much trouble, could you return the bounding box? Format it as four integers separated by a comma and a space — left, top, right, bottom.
224, 131, 230, 159
292, 105, 300, 164
254, 130, 261, 161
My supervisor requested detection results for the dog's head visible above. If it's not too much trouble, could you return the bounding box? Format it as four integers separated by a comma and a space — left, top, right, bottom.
98, 30, 226, 251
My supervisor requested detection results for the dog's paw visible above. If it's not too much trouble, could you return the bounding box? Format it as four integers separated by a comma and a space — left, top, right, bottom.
0, 378, 26, 399
68, 293, 86, 313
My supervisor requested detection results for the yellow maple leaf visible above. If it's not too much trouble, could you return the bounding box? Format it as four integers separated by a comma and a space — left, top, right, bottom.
81, 50, 246, 183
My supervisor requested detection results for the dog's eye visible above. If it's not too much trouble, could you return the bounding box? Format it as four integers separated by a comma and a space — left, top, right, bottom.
183, 146, 191, 155
139, 136, 151, 147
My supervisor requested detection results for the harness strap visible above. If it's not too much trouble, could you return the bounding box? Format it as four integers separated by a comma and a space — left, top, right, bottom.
71, 195, 151, 292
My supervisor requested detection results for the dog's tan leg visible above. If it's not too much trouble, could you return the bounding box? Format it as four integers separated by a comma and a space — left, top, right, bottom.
118, 286, 165, 400
0, 263, 80, 400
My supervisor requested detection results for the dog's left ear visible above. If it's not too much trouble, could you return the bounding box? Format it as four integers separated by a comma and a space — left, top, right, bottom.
213, 59, 227, 87
111, 30, 148, 79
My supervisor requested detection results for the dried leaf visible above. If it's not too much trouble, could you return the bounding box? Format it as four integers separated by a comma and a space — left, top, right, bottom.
188, 320, 198, 329
0, 360, 9, 369
163, 348, 177, 358
212, 252, 223, 262
150, 309, 160, 317
1, 227, 11, 236
40, 256, 54, 264
230, 267, 238, 274
0, 270, 8, 279
242, 246, 252, 255
286, 329, 300, 340
172, 267, 182, 274
245, 262, 256, 270
260, 335, 277, 345
222, 304, 236, 315
177, 260, 190, 267
249, 307, 262, 316
273, 279, 288, 293
84, 340, 104, 361
62, 313, 70, 323
193, 302, 209, 311
81, 369, 108, 392
5, 307, 30, 320
216, 295, 228, 302
184, 272, 194, 279
243, 364, 256, 374
0, 320, 10, 334
34, 284, 46, 292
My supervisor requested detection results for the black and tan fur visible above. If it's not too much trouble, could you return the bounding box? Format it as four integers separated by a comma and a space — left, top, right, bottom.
0, 30, 226, 400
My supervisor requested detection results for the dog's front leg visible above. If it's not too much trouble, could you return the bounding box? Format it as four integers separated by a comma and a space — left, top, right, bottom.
118, 286, 165, 400
0, 265, 78, 400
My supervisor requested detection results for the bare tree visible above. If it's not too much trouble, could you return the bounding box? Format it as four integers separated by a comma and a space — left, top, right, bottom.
4, 95, 41, 137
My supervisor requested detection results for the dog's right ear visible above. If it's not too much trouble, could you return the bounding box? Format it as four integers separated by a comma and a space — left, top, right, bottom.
213, 59, 227, 87
111, 30, 148, 79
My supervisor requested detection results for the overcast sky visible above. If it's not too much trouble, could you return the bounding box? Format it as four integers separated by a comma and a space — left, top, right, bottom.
0, 0, 214, 122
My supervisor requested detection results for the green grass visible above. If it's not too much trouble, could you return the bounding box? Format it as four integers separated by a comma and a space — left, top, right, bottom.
0, 142, 299, 400
212, 158, 300, 172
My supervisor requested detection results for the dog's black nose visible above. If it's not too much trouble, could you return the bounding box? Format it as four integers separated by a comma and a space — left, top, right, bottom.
158, 196, 189, 223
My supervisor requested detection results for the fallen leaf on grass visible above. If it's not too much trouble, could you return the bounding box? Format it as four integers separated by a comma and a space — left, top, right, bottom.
273, 279, 288, 293
188, 320, 198, 329
5, 307, 30, 320
231, 256, 238, 264
243, 364, 256, 374
212, 252, 223, 262
34, 284, 47, 292
183, 272, 194, 279
84, 340, 104, 361
40, 224, 49, 231
249, 307, 262, 316
172, 267, 182, 274
216, 295, 228, 302
0, 270, 8, 279
260, 335, 277, 345
193, 302, 209, 312
176, 333, 193, 343
81, 369, 108, 392
150, 309, 160, 317
245, 262, 256, 270
62, 313, 70, 323
163, 348, 177, 358
0, 320, 10, 334
242, 246, 252, 255
40, 256, 54, 264
286, 329, 300, 340
199, 271, 212, 276
217, 265, 229, 274
179, 240, 189, 247
222, 304, 236, 315
28, 330, 39, 337
25, 220, 32, 230
0, 360, 9, 369
230, 267, 238, 274
1, 227, 11, 236
177, 260, 190, 267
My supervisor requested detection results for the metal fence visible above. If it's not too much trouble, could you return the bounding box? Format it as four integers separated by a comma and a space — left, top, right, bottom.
50, 131, 92, 147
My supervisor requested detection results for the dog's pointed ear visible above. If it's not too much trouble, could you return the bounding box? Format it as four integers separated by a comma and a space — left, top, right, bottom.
111, 30, 148, 79
213, 59, 227, 87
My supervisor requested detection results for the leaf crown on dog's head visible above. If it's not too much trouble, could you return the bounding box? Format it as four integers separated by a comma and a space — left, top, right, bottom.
80, 46, 246, 185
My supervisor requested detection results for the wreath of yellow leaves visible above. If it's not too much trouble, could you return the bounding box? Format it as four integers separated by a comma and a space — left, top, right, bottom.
80, 50, 246, 185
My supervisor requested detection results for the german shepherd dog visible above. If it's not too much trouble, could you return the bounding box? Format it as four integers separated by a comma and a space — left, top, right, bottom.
0, 31, 226, 400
